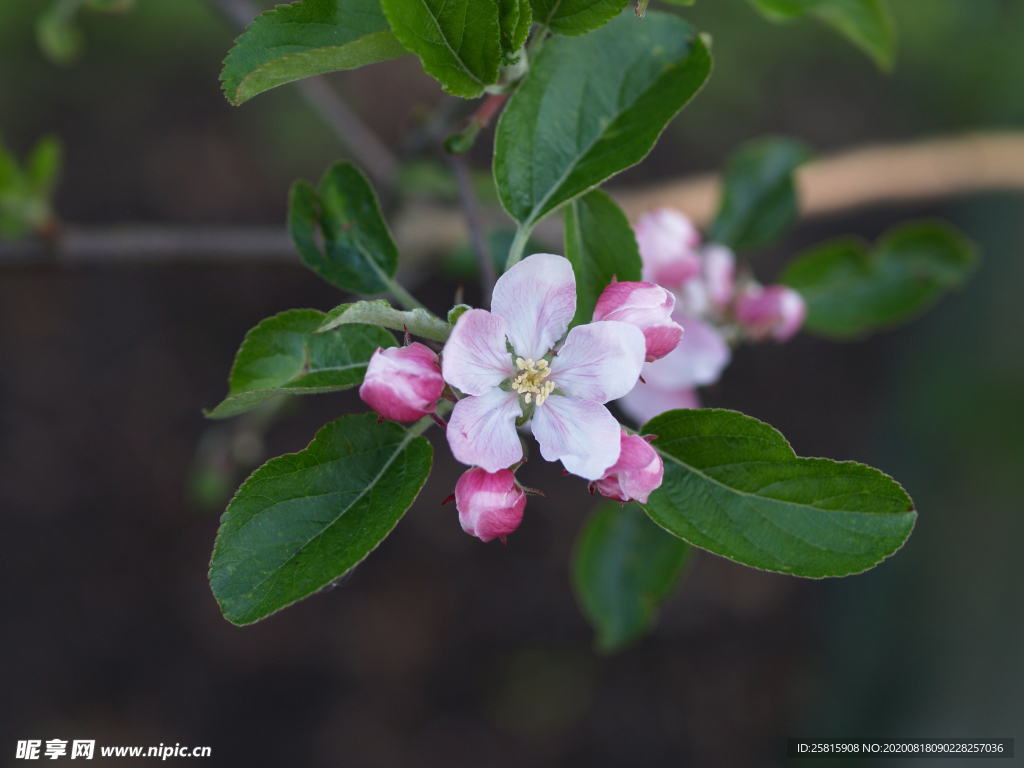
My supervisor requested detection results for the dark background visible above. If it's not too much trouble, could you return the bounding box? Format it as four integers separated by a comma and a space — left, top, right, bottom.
1, 1, 1022, 766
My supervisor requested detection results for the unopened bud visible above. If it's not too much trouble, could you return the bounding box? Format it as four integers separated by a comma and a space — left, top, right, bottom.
593, 281, 683, 362
734, 285, 807, 342
702, 244, 736, 311
455, 468, 526, 543
593, 430, 664, 504
359, 342, 445, 422
634, 209, 703, 291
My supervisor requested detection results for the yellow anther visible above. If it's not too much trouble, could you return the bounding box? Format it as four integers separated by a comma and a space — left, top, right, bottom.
510, 356, 556, 406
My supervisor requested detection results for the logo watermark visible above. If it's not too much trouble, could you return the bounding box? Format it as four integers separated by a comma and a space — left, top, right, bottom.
16, 741, 211, 760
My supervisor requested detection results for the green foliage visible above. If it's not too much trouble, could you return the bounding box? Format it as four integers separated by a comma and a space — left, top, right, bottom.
640, 409, 917, 578
0, 134, 62, 238
209, 414, 434, 624
782, 220, 978, 338
494, 10, 712, 239
709, 136, 813, 251
380, 0, 501, 98
289, 161, 400, 294
499, 0, 532, 59
747, 0, 896, 70
529, 0, 628, 36
563, 189, 642, 327
193, 0, 948, 628
220, 0, 406, 106
34, 0, 135, 64
205, 309, 396, 419
573, 502, 691, 652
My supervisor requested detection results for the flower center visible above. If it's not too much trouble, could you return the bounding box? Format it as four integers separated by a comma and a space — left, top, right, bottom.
511, 357, 555, 406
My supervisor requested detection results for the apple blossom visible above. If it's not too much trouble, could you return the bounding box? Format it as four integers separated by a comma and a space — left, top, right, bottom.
702, 244, 736, 311
617, 315, 727, 424
634, 209, 702, 290
592, 281, 683, 362
441, 253, 646, 480
455, 467, 526, 543
593, 430, 664, 504
735, 285, 807, 342
359, 342, 445, 422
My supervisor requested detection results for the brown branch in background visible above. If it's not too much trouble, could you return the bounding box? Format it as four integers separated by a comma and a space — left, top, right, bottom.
615, 131, 1024, 225
448, 153, 496, 305
4, 132, 1024, 267
0, 226, 294, 265
203, 0, 399, 190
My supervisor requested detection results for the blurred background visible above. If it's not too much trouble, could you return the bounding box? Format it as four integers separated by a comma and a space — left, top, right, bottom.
1, 0, 1022, 765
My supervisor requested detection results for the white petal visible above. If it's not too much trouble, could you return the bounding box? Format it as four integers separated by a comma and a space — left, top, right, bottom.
642, 316, 731, 390
442, 309, 514, 396
447, 389, 523, 473
550, 321, 645, 403
532, 396, 622, 480
491, 253, 576, 360
617, 384, 700, 426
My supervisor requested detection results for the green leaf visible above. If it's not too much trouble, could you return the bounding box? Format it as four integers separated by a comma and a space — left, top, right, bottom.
529, 0, 628, 36
494, 11, 712, 234
640, 409, 916, 578
573, 501, 691, 652
25, 135, 62, 196
0, 134, 62, 238
316, 299, 451, 342
0, 138, 18, 192
380, 0, 501, 98
35, 5, 83, 64
781, 220, 978, 339
289, 161, 400, 294
220, 0, 407, 106
210, 413, 434, 624
499, 0, 532, 58
747, 0, 896, 70
205, 309, 396, 420
564, 189, 642, 327
709, 136, 813, 251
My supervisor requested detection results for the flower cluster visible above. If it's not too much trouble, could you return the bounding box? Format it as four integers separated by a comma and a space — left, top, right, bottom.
618, 209, 807, 424
359, 253, 672, 543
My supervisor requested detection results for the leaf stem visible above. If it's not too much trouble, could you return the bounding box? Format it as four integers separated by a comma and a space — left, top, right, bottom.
318, 299, 451, 342
383, 276, 429, 313
504, 222, 532, 270
527, 25, 550, 60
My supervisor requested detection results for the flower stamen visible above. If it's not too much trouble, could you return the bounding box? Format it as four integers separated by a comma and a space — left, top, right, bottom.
511, 358, 556, 406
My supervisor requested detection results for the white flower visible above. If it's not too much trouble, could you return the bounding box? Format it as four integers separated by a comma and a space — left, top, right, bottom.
441, 254, 646, 481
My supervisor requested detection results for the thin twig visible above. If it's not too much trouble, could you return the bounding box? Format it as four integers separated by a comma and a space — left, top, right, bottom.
448, 154, 496, 305
203, 0, 399, 190
6, 132, 1024, 267
296, 78, 399, 189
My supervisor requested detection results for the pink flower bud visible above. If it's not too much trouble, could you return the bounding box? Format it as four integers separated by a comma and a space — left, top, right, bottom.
455, 468, 526, 542
634, 209, 703, 291
593, 430, 664, 504
359, 342, 444, 422
734, 285, 807, 342
701, 244, 736, 310
593, 281, 683, 362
